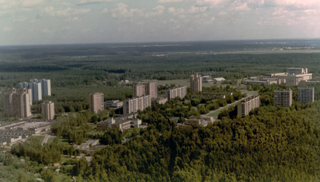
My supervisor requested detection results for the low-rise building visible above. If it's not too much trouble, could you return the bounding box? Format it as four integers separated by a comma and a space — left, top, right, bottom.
237, 96, 260, 117
183, 116, 214, 127
97, 116, 142, 132
155, 97, 168, 105
105, 100, 123, 108
213, 77, 226, 82
202, 76, 213, 83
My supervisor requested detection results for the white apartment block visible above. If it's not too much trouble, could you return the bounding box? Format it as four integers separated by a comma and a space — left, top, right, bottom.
237, 96, 260, 117
274, 90, 292, 107
41, 79, 51, 96
190, 72, 202, 93
4, 88, 32, 118
166, 86, 187, 100
41, 101, 55, 120
298, 87, 314, 104
123, 95, 151, 114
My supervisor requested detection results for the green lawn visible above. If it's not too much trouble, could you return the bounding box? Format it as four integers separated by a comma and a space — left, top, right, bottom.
30, 136, 45, 145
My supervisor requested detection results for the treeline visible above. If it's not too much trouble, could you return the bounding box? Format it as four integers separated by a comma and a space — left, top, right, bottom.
64, 101, 320, 181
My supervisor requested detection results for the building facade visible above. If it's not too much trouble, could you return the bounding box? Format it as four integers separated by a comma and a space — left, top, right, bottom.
41, 79, 51, 96
133, 83, 145, 97
286, 68, 308, 75
274, 90, 292, 107
146, 82, 158, 99
105, 100, 123, 108
89, 93, 104, 114
123, 95, 151, 114
166, 86, 187, 100
298, 87, 314, 104
29, 81, 42, 101
155, 97, 168, 104
5, 88, 32, 118
41, 101, 55, 120
190, 72, 202, 93
237, 96, 260, 117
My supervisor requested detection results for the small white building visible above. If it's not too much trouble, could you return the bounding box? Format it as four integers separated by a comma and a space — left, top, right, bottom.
213, 77, 226, 82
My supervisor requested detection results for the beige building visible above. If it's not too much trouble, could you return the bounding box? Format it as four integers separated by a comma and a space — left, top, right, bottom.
146, 82, 157, 99
89, 93, 104, 114
4, 88, 32, 118
133, 83, 145, 97
287, 68, 308, 75
286, 75, 304, 86
41, 101, 55, 120
97, 117, 142, 132
237, 96, 260, 117
123, 95, 151, 114
166, 86, 187, 100
155, 97, 168, 104
190, 72, 202, 93
274, 89, 292, 107
298, 87, 314, 104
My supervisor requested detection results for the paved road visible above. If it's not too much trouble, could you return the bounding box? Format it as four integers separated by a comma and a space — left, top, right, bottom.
41, 134, 53, 146
202, 95, 254, 119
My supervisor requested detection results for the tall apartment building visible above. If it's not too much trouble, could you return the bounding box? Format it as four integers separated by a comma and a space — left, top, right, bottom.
19, 79, 51, 101
190, 72, 202, 93
133, 82, 145, 97
123, 95, 151, 114
298, 87, 314, 104
274, 89, 292, 107
89, 93, 104, 114
41, 79, 51, 96
146, 82, 157, 99
4, 88, 32, 118
237, 96, 260, 117
41, 101, 55, 120
166, 86, 187, 100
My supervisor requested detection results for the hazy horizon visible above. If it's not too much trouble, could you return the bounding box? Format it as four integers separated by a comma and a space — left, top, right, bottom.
1, 0, 320, 46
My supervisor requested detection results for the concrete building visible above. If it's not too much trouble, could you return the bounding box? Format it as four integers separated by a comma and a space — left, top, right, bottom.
155, 97, 168, 105
97, 117, 142, 132
286, 68, 308, 75
202, 76, 213, 83
146, 82, 158, 99
274, 89, 292, 107
213, 77, 226, 82
123, 95, 151, 114
184, 116, 214, 127
5, 88, 32, 118
237, 96, 260, 117
41, 79, 51, 96
286, 75, 304, 86
298, 87, 314, 104
166, 86, 187, 100
105, 100, 123, 108
29, 81, 42, 101
190, 72, 202, 93
133, 82, 145, 97
89, 93, 104, 114
41, 101, 55, 120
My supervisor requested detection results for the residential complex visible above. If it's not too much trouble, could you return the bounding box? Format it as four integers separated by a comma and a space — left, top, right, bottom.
298, 87, 314, 104
19, 79, 52, 101
133, 82, 145, 97
89, 92, 104, 114
166, 86, 187, 100
41, 101, 55, 120
190, 72, 202, 93
237, 96, 260, 117
146, 81, 158, 99
4, 88, 32, 118
274, 89, 292, 107
123, 95, 151, 114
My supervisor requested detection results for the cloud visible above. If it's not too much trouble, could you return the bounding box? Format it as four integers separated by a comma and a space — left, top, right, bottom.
14, 16, 27, 22
102, 8, 109, 13
3, 27, 12, 32
196, 0, 230, 7
158, 0, 182, 3
77, 0, 112, 6
42, 28, 53, 33
21, 0, 43, 7
110, 3, 144, 20
41, 7, 91, 17
233, 3, 250, 11
66, 16, 82, 22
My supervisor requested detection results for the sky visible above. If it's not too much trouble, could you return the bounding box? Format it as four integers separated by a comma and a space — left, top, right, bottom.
0, 0, 320, 45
